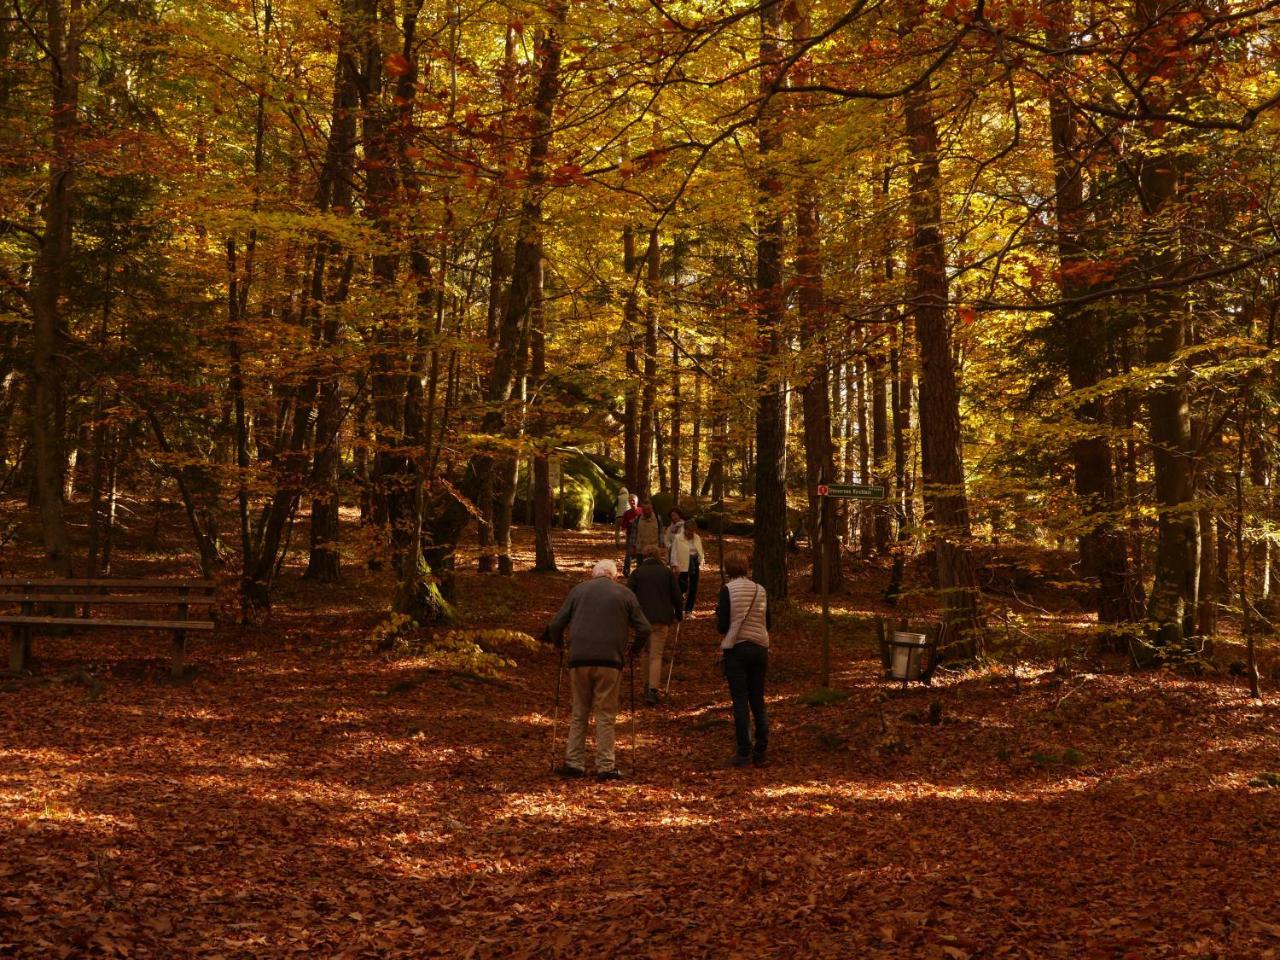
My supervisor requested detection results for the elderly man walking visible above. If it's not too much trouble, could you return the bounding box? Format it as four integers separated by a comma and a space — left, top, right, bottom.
547, 559, 651, 781
632, 499, 663, 559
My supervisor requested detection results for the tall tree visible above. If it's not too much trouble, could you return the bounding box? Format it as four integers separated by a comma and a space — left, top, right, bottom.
1047, 0, 1139, 638
28, 0, 82, 577
793, 0, 842, 595
902, 5, 982, 650
751, 0, 788, 601
637, 228, 659, 499
1134, 0, 1198, 651
305, 3, 361, 584
477, 0, 569, 575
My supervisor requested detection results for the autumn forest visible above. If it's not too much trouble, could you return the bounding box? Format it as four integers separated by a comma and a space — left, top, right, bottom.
3, 0, 1280, 956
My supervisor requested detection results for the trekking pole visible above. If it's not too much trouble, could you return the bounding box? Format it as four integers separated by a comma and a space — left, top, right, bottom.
629, 653, 637, 769
549, 647, 565, 772
664, 619, 682, 695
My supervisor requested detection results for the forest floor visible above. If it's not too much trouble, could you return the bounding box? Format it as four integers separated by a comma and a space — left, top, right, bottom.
2, 517, 1280, 959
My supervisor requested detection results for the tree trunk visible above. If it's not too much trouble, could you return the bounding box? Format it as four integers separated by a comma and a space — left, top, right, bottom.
637, 228, 659, 499
1196, 503, 1217, 643
855, 349, 872, 557
531, 255, 557, 571
690, 352, 702, 498
887, 320, 913, 602
623, 224, 640, 492
794, 182, 840, 593
306, 15, 360, 583
656, 409, 669, 494
670, 324, 682, 501
1048, 0, 1137, 640
903, 47, 982, 651
477, 232, 505, 573
791, 3, 840, 594
751, 0, 788, 602
870, 345, 891, 554
482, 0, 567, 576
1136, 0, 1198, 653
86, 421, 115, 576
475, 27, 517, 574
29, 0, 81, 577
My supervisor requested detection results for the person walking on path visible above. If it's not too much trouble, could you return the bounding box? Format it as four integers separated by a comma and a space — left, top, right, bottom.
716, 550, 771, 768
668, 519, 706, 615
632, 499, 662, 562
664, 507, 686, 550
627, 546, 683, 704
546, 559, 651, 780
613, 487, 631, 544
619, 494, 641, 574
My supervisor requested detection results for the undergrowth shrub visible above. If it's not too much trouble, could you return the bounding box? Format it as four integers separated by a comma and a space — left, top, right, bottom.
370, 617, 538, 676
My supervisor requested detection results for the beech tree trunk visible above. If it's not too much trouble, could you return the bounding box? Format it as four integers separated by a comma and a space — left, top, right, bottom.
637, 228, 659, 500
306, 14, 360, 583
531, 258, 556, 571
477, 232, 504, 573
475, 26, 517, 573
1136, 0, 1198, 652
793, 5, 841, 595
855, 350, 872, 556
903, 46, 983, 651
690, 352, 702, 497
482, 0, 567, 576
623, 224, 640, 492
751, 0, 788, 602
871, 345, 891, 554
29, 0, 81, 577
887, 322, 911, 602
670, 324, 681, 501
796, 201, 840, 593
1048, 0, 1138, 639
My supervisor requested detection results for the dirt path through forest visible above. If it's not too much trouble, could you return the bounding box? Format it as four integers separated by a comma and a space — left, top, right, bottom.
2, 527, 1279, 958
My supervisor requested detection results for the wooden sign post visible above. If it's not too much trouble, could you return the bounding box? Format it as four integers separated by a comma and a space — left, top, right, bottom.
816, 480, 887, 687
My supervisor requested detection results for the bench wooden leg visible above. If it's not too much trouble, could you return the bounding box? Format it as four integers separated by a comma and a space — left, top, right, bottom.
9, 628, 25, 673
171, 630, 186, 679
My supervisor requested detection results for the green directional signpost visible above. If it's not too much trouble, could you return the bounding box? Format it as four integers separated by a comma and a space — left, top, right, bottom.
816, 482, 886, 500
815, 480, 887, 686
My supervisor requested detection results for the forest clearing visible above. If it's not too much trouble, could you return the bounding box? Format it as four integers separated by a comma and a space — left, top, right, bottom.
2, 516, 1279, 958
6, 0, 1280, 955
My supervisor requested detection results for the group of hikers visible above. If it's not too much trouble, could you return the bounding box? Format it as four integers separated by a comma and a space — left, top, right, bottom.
541, 486, 772, 781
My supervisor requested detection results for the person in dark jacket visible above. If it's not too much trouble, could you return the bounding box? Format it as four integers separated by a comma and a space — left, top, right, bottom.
546, 559, 651, 780
715, 550, 772, 767
628, 546, 683, 704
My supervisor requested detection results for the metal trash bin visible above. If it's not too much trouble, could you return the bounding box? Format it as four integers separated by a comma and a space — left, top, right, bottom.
889, 631, 929, 682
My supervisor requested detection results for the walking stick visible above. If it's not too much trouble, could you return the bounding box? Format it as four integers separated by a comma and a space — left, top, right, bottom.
664, 619, 682, 695
629, 653, 637, 769
549, 647, 565, 772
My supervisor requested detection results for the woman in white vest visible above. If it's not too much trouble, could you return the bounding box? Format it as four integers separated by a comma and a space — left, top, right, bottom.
715, 550, 771, 767
668, 519, 706, 613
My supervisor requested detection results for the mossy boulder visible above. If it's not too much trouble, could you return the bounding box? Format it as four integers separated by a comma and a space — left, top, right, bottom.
515, 448, 619, 530
560, 477, 595, 530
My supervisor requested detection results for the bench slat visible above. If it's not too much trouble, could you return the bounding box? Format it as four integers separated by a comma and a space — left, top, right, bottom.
0, 617, 214, 631
0, 594, 217, 606
0, 578, 216, 591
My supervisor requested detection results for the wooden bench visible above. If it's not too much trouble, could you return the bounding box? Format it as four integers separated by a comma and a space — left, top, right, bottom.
0, 578, 217, 678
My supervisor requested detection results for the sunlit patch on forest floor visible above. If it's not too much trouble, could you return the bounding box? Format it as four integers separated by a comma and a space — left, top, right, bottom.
2, 519, 1279, 958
